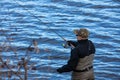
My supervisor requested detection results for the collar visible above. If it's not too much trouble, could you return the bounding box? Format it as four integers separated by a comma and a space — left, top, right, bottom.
77, 39, 88, 43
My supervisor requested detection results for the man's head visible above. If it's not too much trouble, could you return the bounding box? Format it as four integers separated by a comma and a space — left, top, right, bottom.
74, 28, 89, 40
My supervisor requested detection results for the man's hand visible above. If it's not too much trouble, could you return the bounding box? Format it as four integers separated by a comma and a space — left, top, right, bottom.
57, 68, 63, 73
67, 41, 72, 46
67, 41, 75, 48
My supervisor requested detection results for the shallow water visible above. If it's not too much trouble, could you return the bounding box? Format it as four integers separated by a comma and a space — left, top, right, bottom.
0, 0, 120, 80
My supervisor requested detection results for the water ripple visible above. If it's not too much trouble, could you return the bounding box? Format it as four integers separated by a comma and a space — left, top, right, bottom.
0, 0, 120, 80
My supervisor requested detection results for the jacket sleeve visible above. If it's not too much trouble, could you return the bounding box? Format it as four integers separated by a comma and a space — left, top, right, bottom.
57, 48, 79, 73
67, 41, 78, 47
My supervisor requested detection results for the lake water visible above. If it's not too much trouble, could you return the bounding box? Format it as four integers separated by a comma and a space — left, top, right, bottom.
0, 0, 120, 80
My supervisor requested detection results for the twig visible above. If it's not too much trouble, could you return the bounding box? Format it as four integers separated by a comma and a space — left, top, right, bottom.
0, 57, 23, 80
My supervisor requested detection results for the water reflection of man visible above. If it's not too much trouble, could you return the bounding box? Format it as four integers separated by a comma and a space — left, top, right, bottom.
57, 28, 96, 80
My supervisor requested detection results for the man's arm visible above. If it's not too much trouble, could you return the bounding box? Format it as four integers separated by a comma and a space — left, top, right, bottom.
57, 48, 79, 73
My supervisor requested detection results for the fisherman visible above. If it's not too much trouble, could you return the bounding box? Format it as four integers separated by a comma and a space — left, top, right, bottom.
57, 28, 96, 80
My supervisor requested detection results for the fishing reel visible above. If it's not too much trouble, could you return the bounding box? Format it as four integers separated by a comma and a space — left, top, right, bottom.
62, 42, 69, 48
62, 41, 75, 49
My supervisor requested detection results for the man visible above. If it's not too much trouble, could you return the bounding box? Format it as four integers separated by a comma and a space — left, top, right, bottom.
57, 28, 96, 80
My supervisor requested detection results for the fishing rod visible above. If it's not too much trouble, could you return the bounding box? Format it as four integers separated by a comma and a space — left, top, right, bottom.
12, 0, 69, 48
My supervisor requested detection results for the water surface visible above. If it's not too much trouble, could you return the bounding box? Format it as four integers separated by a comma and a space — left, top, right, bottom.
0, 0, 120, 80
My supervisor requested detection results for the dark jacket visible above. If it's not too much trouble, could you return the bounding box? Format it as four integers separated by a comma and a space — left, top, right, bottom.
57, 39, 95, 73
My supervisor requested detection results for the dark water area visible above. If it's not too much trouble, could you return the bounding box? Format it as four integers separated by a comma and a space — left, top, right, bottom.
0, 0, 120, 80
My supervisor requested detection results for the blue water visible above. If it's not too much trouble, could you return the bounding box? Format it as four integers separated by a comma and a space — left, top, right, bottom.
0, 0, 120, 80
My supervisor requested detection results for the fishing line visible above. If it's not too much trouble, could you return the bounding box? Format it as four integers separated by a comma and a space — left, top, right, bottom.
12, 0, 67, 42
